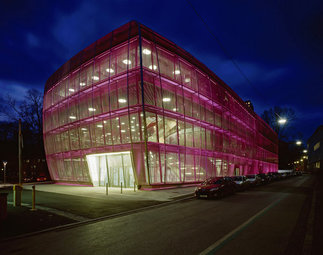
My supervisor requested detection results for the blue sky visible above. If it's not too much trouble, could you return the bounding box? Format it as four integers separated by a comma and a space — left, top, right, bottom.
0, 0, 322, 140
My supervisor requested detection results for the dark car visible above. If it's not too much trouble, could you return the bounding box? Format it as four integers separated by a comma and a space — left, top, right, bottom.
245, 174, 262, 186
267, 172, 281, 181
231, 176, 250, 191
195, 177, 236, 199
257, 173, 270, 184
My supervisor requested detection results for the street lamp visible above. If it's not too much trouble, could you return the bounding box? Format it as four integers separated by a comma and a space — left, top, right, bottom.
278, 118, 287, 125
296, 140, 302, 145
2, 161, 7, 184
303, 150, 307, 153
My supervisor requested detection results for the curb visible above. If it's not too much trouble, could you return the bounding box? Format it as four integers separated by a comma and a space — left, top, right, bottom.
1, 194, 195, 243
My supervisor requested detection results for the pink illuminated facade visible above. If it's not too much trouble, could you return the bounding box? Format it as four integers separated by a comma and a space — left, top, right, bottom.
43, 21, 278, 189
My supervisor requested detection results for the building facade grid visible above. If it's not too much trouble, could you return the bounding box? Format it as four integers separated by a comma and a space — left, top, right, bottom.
43, 21, 278, 188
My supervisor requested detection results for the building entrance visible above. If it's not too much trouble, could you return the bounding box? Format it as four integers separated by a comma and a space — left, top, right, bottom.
86, 152, 135, 188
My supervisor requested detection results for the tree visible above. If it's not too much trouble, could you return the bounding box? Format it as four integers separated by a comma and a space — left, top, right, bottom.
1, 89, 43, 139
0, 89, 47, 181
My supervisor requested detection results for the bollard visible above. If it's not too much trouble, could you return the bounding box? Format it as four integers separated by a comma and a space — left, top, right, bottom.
0, 193, 8, 220
121, 182, 123, 194
134, 182, 136, 192
106, 183, 109, 196
31, 185, 36, 211
13, 184, 22, 207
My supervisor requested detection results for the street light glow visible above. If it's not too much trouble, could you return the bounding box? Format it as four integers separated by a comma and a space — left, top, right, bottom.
303, 150, 307, 153
278, 118, 287, 125
296, 141, 302, 145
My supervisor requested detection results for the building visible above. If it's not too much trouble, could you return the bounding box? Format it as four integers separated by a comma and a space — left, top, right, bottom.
43, 21, 278, 189
307, 125, 323, 172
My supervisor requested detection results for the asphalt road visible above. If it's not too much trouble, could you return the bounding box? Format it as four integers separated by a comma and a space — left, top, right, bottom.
1, 175, 315, 255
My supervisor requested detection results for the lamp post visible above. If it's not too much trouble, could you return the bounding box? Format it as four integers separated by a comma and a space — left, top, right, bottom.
2, 161, 7, 184
278, 118, 287, 125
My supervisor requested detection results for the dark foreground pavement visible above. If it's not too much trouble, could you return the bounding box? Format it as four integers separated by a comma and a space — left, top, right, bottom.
1, 174, 322, 255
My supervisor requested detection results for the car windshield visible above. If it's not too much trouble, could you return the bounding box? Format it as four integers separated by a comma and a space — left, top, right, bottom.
202, 178, 223, 185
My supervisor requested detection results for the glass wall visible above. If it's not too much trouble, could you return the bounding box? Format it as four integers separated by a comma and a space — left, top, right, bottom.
43, 24, 278, 188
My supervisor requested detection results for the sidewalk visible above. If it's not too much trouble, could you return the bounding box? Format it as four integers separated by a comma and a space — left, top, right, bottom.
1, 183, 196, 240
22, 183, 196, 202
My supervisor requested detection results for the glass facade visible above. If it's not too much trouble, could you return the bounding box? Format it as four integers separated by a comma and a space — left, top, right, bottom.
43, 21, 278, 188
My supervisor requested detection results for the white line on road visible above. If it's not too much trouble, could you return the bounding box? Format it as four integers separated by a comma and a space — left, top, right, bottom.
199, 194, 288, 255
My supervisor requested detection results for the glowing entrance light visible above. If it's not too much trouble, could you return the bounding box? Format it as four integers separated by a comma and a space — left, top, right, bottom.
92, 76, 99, 81
122, 59, 131, 65
174, 70, 181, 75
69, 88, 75, 92
118, 98, 127, 103
162, 97, 171, 102
106, 68, 115, 73
88, 107, 96, 112
69, 116, 76, 120
142, 49, 151, 55
86, 151, 134, 187
80, 82, 86, 86
149, 65, 157, 70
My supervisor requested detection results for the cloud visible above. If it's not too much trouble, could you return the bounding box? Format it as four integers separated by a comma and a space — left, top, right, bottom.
52, 2, 100, 57
0, 80, 42, 102
26, 33, 40, 47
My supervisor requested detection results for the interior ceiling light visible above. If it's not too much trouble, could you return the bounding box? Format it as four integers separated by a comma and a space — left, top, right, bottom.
174, 70, 181, 75
162, 97, 171, 102
92, 76, 99, 81
80, 82, 86, 86
97, 124, 103, 128
184, 78, 191, 83
106, 68, 115, 73
149, 65, 157, 70
69, 88, 75, 92
88, 108, 96, 112
122, 59, 131, 65
69, 116, 76, 119
118, 98, 127, 103
143, 49, 151, 55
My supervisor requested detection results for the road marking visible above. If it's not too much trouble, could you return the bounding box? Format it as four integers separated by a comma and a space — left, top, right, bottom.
199, 194, 288, 255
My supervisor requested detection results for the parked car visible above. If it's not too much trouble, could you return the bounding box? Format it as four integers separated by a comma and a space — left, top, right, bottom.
245, 174, 261, 186
267, 172, 281, 181
231, 176, 250, 191
257, 173, 270, 185
195, 177, 236, 199
36, 176, 47, 182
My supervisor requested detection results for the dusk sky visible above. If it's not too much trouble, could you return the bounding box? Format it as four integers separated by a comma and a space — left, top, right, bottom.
1, 0, 322, 140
